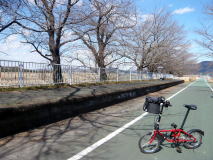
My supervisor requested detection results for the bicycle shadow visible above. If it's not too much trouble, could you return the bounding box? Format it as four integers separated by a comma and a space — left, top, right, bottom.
159, 142, 185, 153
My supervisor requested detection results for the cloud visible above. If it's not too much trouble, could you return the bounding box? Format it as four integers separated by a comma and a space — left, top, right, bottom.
173, 7, 195, 15
0, 35, 47, 63
141, 14, 154, 21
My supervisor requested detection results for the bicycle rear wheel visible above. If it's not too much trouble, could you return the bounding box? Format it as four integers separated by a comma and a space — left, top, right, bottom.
183, 130, 203, 149
139, 132, 160, 154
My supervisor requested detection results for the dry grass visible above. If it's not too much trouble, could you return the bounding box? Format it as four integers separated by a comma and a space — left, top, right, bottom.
177, 75, 199, 82
0, 71, 149, 88
207, 79, 213, 83
0, 72, 100, 87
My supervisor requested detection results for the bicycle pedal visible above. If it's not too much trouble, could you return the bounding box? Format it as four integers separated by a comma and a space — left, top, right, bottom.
176, 146, 182, 153
171, 143, 176, 148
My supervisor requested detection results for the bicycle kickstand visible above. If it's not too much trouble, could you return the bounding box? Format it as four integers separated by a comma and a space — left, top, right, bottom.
175, 143, 182, 153
171, 140, 182, 153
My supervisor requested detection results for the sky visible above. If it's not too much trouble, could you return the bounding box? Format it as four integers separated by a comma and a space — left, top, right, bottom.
135, 0, 212, 62
0, 0, 212, 64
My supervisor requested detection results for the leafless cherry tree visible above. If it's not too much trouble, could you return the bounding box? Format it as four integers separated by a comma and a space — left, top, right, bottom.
160, 45, 198, 75
120, 9, 189, 74
73, 0, 136, 80
196, 1, 213, 57
0, 0, 22, 33
11, 0, 84, 83
0, 0, 24, 56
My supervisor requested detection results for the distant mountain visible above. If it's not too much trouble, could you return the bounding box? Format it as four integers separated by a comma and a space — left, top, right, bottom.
198, 61, 213, 74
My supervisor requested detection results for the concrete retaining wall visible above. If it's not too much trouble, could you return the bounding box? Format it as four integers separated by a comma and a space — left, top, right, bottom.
0, 80, 184, 138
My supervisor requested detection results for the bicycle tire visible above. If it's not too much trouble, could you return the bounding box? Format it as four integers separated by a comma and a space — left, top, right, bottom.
183, 130, 203, 149
138, 132, 160, 154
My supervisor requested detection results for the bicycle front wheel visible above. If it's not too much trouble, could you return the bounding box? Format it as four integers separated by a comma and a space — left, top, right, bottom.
138, 132, 160, 154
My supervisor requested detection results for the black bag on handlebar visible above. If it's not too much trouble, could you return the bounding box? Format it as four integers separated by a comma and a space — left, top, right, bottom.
143, 97, 161, 114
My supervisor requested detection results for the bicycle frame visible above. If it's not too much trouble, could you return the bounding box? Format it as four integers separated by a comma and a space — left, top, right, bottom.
149, 102, 197, 144
149, 129, 196, 144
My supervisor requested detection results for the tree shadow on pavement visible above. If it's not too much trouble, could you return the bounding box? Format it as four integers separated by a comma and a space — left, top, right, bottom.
0, 97, 147, 160
0, 83, 184, 160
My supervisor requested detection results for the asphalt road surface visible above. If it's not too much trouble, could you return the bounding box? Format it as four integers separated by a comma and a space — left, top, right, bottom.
0, 79, 212, 160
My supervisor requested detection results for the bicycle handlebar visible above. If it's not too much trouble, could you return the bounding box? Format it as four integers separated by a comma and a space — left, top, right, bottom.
164, 100, 172, 107
158, 96, 172, 107
145, 96, 172, 107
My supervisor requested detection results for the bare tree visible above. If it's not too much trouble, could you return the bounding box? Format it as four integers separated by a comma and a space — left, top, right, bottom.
196, 1, 213, 57
73, 0, 136, 80
0, 0, 22, 33
120, 9, 188, 74
160, 46, 198, 75
11, 0, 84, 83
196, 26, 213, 56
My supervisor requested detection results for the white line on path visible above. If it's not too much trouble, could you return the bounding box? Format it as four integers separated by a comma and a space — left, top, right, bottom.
67, 80, 196, 160
205, 79, 213, 92
166, 80, 197, 100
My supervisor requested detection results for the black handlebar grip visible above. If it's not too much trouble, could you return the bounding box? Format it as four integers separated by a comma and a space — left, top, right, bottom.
164, 100, 172, 107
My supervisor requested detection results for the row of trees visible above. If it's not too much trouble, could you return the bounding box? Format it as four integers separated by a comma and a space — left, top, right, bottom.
197, 1, 213, 58
0, 0, 197, 82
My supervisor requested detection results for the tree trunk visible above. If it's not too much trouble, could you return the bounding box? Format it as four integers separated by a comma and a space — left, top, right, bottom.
137, 65, 143, 71
100, 67, 107, 81
48, 28, 63, 84
137, 64, 148, 72
52, 54, 63, 84
97, 55, 107, 81
148, 66, 157, 72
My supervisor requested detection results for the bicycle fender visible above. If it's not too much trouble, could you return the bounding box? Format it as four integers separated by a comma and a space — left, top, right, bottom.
187, 129, 204, 136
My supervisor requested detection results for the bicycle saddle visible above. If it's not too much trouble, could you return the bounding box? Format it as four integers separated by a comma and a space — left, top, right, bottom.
184, 104, 197, 110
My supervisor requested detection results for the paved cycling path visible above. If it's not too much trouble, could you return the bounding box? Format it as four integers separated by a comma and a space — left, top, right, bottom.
0, 79, 212, 160
69, 79, 212, 160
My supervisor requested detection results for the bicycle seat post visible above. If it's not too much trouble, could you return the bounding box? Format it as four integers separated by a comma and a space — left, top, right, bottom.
180, 108, 190, 129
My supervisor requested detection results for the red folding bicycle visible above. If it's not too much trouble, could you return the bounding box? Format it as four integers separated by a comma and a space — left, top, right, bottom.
139, 96, 204, 153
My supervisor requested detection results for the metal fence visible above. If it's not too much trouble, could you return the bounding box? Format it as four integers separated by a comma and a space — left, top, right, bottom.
0, 60, 175, 87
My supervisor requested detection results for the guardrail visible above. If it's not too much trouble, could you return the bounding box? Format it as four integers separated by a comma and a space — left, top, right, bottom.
0, 59, 175, 87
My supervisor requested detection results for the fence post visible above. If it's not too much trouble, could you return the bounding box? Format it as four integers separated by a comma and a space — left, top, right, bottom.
18, 62, 24, 87
149, 72, 152, 80
0, 64, 1, 79
68, 65, 72, 85
129, 70, 132, 81
98, 67, 101, 82
116, 69, 119, 82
